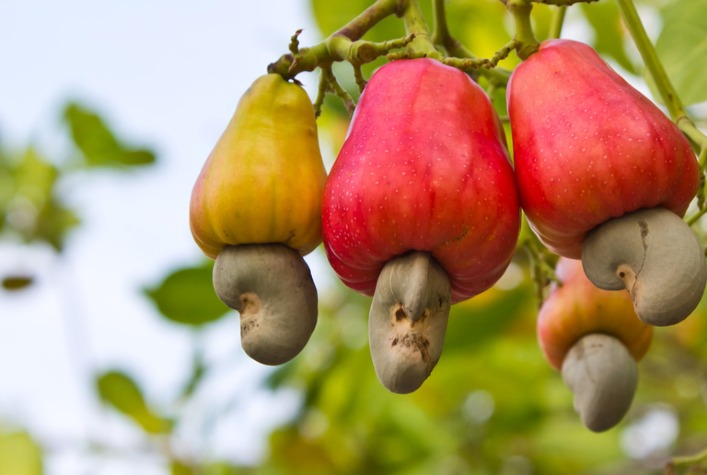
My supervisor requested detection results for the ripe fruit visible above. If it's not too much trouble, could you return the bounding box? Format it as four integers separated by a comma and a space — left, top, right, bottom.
508, 39, 705, 326
537, 257, 653, 432
322, 58, 520, 392
190, 74, 326, 259
189, 74, 327, 365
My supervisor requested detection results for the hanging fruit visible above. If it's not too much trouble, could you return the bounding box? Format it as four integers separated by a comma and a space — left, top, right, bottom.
537, 257, 653, 432
190, 73, 327, 365
322, 58, 520, 392
508, 39, 706, 326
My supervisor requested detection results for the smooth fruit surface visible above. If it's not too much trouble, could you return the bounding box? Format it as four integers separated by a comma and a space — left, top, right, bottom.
508, 39, 698, 258
537, 257, 653, 370
190, 74, 327, 258
322, 58, 520, 303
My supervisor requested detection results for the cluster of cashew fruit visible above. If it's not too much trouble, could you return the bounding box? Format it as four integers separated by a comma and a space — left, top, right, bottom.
188, 37, 706, 430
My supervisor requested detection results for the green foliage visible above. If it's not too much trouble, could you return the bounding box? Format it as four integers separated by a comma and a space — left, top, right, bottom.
96, 370, 173, 434
143, 260, 230, 326
0, 146, 79, 250
655, 0, 707, 105
0, 431, 43, 475
63, 102, 156, 168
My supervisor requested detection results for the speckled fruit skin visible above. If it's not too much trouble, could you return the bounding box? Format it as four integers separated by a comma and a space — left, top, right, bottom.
190, 74, 327, 259
537, 257, 653, 370
508, 39, 698, 258
322, 58, 520, 303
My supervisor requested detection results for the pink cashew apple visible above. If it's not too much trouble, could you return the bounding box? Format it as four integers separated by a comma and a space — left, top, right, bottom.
322, 58, 520, 392
538, 257, 653, 432
508, 39, 706, 326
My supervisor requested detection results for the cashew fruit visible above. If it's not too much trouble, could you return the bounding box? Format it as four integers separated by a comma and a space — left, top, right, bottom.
537, 257, 652, 370
322, 58, 519, 393
323, 58, 520, 303
508, 39, 698, 259
537, 257, 652, 431
189, 74, 326, 365
190, 73, 327, 258
213, 244, 317, 366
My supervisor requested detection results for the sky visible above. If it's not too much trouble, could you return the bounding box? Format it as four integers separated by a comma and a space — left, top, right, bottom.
0, 1, 333, 473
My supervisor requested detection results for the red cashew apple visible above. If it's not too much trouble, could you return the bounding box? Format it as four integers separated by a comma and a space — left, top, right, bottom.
508, 39, 706, 326
322, 58, 520, 392
538, 257, 653, 432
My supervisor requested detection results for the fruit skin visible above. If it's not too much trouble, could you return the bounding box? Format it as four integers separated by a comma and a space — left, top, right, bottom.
508, 39, 698, 258
537, 257, 653, 371
190, 74, 327, 259
322, 58, 520, 303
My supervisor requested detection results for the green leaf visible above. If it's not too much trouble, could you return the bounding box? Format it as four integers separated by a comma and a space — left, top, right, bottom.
0, 431, 43, 475
655, 0, 707, 105
96, 370, 173, 434
144, 260, 231, 326
62, 102, 156, 168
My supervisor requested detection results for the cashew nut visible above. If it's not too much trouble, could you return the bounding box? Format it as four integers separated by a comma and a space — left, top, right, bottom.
582, 207, 707, 326
368, 252, 451, 394
213, 244, 318, 366
562, 333, 638, 432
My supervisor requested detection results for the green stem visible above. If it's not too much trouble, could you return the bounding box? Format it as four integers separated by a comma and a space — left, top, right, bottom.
267, 0, 401, 78
616, 0, 707, 155
431, 0, 450, 48
616, 0, 683, 120
401, 0, 441, 58
430, 0, 513, 84
666, 446, 707, 472
506, 0, 540, 59
549, 6, 567, 38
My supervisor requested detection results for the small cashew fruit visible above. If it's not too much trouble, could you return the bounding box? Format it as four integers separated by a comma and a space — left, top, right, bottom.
562, 333, 638, 433
537, 258, 652, 431
368, 252, 451, 394
582, 207, 707, 326
213, 244, 317, 366
537, 258, 652, 370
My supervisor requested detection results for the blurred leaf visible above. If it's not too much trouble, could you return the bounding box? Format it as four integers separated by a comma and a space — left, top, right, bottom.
144, 260, 230, 326
179, 350, 207, 400
2, 275, 34, 291
2, 147, 79, 250
654, 0, 707, 105
311, 0, 404, 43
170, 460, 193, 475
96, 370, 172, 434
581, 1, 637, 75
62, 102, 156, 168
445, 283, 535, 352
0, 431, 43, 475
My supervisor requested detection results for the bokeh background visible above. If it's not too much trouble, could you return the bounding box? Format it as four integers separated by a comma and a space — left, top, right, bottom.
1, 0, 706, 474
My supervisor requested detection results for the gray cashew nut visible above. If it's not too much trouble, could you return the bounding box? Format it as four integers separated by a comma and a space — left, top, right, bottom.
582, 207, 707, 326
368, 252, 451, 394
213, 244, 318, 366
562, 333, 638, 432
